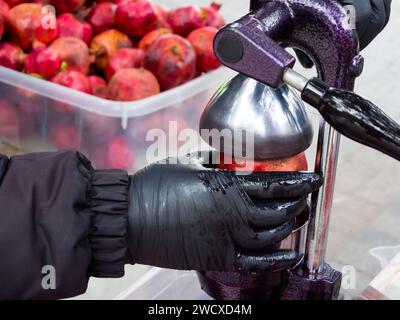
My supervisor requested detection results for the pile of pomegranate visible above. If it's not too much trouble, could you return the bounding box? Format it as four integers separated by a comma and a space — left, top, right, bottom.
0, 0, 225, 171
0, 0, 225, 100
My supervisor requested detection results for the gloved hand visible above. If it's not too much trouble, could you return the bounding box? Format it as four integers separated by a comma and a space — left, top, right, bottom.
340, 0, 392, 50
126, 152, 323, 273
296, 0, 392, 68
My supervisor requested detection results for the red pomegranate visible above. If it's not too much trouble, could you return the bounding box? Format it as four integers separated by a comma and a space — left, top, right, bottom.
167, 5, 206, 37
87, 2, 117, 34
88, 75, 108, 98
50, 37, 91, 74
201, 2, 225, 29
0, 99, 20, 139
138, 28, 171, 52
4, 0, 26, 8
51, 70, 90, 93
52, 124, 80, 150
57, 13, 93, 45
50, 0, 86, 13
35, 23, 58, 46
34, 3, 57, 46
106, 135, 135, 170
96, 0, 133, 4
50, 70, 90, 113
0, 15, 4, 41
154, 3, 170, 28
6, 3, 43, 50
105, 48, 144, 80
0, 0, 10, 17
108, 68, 160, 101
144, 34, 196, 91
24, 47, 62, 79
83, 112, 120, 143
90, 29, 132, 70
188, 27, 220, 73
115, 0, 158, 38
219, 152, 308, 172
0, 42, 25, 70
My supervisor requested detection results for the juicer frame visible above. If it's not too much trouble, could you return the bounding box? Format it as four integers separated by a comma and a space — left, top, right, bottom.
206, 0, 363, 299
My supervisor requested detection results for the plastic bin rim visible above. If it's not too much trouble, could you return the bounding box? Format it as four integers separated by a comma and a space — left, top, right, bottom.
0, 66, 233, 118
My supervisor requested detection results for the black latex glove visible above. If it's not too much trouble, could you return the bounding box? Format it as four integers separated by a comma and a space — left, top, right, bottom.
126, 153, 323, 273
340, 0, 391, 50
296, 0, 392, 68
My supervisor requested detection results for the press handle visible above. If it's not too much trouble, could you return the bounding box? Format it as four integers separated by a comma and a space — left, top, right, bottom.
301, 78, 400, 162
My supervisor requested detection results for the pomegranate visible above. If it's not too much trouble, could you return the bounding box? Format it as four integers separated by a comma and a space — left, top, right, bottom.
97, 0, 132, 4
105, 48, 144, 80
0, 15, 4, 41
87, 2, 116, 34
57, 13, 93, 45
144, 34, 196, 90
115, 0, 158, 38
4, 0, 26, 8
24, 47, 62, 79
0, 42, 25, 70
167, 5, 206, 37
51, 70, 90, 93
33, 3, 57, 46
219, 152, 308, 172
35, 23, 58, 46
52, 124, 80, 150
188, 27, 220, 73
108, 68, 160, 101
50, 70, 90, 113
0, 0, 10, 17
6, 3, 43, 50
83, 112, 119, 143
88, 75, 108, 98
106, 135, 134, 170
50, 37, 91, 74
0, 99, 20, 139
201, 2, 225, 29
15, 95, 41, 139
138, 28, 171, 52
154, 3, 170, 28
50, 0, 86, 13
90, 29, 132, 70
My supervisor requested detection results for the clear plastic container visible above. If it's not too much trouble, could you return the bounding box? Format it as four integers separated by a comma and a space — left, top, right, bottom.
0, 65, 235, 171
0, 0, 249, 300
0, 0, 247, 173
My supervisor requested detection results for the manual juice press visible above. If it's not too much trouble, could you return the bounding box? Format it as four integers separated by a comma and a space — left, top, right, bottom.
196, 0, 400, 300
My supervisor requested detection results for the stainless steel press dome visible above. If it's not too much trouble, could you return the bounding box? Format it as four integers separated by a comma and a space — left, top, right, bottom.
200, 74, 314, 161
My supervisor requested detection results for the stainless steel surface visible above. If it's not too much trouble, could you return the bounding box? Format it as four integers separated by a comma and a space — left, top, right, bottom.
280, 211, 309, 253
282, 67, 339, 274
283, 69, 309, 92
305, 119, 342, 275
199, 74, 314, 160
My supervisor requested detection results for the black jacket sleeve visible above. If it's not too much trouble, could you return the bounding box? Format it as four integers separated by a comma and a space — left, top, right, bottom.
0, 151, 129, 300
